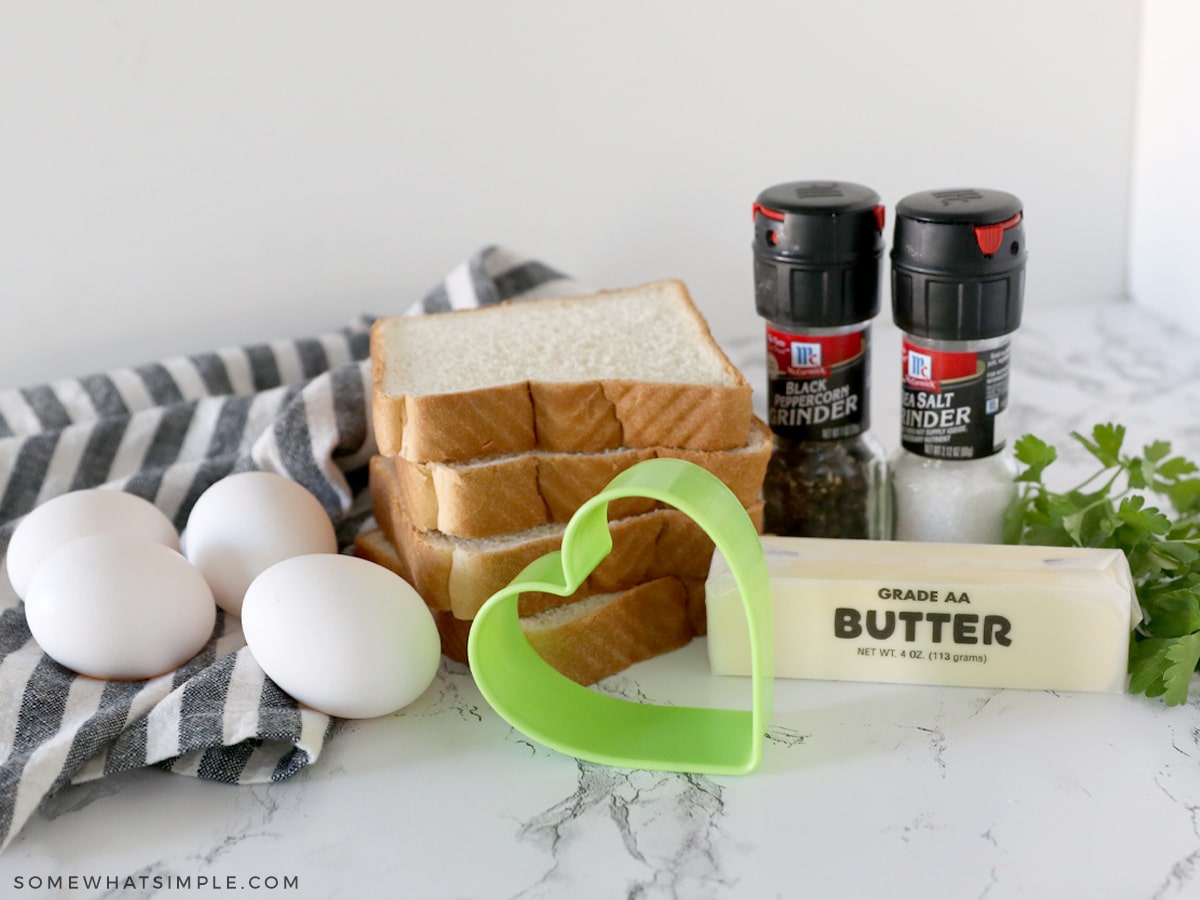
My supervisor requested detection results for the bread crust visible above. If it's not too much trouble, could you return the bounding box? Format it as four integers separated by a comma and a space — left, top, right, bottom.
374, 380, 752, 461
370, 281, 753, 461
372, 382, 538, 464
430, 577, 697, 686
369, 455, 762, 619
381, 417, 772, 538
355, 529, 698, 687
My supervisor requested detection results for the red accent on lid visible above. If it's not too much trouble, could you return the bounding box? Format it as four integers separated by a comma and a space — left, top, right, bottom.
973, 212, 1022, 256
873, 204, 886, 232
752, 202, 785, 222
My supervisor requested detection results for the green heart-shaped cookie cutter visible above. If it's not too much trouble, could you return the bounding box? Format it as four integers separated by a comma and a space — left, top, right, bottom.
466, 457, 773, 775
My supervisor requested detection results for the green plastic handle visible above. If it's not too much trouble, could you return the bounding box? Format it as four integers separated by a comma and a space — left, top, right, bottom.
466, 457, 773, 775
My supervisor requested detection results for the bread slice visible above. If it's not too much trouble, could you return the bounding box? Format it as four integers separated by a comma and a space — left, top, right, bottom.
355, 529, 697, 686
371, 280, 753, 462
379, 417, 772, 539
370, 453, 763, 620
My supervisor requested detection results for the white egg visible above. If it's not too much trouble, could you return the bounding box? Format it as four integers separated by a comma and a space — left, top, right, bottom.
241, 554, 441, 719
6, 489, 179, 600
25, 534, 217, 680
183, 471, 338, 617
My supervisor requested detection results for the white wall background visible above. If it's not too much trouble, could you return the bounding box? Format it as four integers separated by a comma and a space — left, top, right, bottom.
1130, 0, 1200, 335
0, 1, 1142, 387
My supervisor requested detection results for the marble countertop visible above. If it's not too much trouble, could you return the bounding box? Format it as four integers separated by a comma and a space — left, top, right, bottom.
3, 299, 1200, 900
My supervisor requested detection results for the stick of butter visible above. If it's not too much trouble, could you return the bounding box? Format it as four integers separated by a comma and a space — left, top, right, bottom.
706, 536, 1141, 694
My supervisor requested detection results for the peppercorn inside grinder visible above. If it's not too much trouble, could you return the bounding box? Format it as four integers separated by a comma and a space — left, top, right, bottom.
889, 188, 1027, 543
752, 180, 889, 539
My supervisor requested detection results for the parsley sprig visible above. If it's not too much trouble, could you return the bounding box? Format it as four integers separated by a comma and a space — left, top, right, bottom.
1005, 424, 1200, 705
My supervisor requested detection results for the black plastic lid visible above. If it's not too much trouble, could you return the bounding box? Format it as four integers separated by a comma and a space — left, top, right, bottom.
752, 181, 885, 328
891, 188, 1027, 341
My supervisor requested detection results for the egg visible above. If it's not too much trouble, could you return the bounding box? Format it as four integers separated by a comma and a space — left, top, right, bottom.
6, 489, 179, 599
241, 554, 440, 719
183, 471, 338, 617
24, 534, 217, 680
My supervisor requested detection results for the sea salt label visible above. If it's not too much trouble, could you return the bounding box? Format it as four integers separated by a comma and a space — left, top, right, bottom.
900, 338, 1010, 459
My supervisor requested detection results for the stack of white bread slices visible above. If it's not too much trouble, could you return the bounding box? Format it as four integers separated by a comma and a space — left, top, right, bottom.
355, 280, 770, 686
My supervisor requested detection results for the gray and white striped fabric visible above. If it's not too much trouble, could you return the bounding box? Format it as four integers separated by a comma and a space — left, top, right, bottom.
0, 246, 583, 851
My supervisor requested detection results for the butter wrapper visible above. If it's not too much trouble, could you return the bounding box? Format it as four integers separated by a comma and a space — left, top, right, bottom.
707, 536, 1140, 694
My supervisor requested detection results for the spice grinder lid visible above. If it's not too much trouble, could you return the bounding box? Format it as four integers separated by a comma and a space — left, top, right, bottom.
752, 181, 884, 328
891, 188, 1027, 341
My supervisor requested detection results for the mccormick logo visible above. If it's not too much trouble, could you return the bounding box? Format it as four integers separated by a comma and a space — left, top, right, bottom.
907, 349, 932, 381
791, 342, 822, 369
903, 347, 940, 392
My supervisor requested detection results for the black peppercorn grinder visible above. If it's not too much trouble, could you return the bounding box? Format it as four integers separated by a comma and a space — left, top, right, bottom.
752, 180, 890, 539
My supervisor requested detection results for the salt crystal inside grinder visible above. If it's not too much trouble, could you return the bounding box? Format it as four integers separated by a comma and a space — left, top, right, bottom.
889, 188, 1027, 543
752, 180, 889, 539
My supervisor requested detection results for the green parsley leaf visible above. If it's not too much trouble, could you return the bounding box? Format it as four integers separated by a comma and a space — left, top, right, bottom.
1165, 478, 1200, 515
1159, 456, 1199, 479
1164, 634, 1200, 705
1129, 637, 1170, 697
1061, 510, 1086, 545
1144, 441, 1172, 463
1139, 591, 1200, 638
1127, 458, 1149, 491
1072, 423, 1125, 467
1116, 496, 1171, 535
1014, 433, 1057, 483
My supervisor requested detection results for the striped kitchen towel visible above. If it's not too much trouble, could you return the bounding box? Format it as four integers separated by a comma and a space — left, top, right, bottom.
0, 246, 584, 851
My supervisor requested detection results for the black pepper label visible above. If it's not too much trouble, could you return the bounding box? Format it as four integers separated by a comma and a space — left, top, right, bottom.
765, 326, 870, 441
900, 340, 1010, 459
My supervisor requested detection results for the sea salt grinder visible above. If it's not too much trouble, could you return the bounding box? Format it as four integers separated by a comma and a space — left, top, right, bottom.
889, 188, 1027, 543
753, 180, 889, 539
